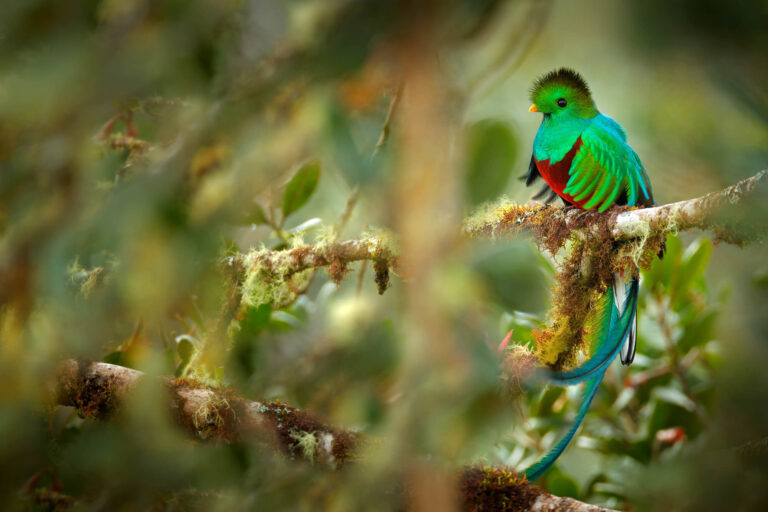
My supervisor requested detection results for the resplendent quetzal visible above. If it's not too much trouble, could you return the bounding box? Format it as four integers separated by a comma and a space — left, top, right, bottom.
522, 68, 655, 481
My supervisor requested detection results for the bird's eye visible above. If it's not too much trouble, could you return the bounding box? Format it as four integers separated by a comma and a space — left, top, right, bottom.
557, 98, 567, 108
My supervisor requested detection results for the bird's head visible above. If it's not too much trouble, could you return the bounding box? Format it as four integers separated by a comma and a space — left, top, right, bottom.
529, 68, 598, 120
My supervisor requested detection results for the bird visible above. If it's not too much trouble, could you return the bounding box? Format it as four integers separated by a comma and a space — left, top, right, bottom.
521, 68, 655, 481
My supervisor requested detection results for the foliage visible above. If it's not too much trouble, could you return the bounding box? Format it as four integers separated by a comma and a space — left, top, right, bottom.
496, 235, 722, 509
0, 1, 767, 511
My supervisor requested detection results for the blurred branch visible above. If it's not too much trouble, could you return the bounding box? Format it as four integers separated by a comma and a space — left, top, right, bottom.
55, 360, 360, 467
228, 236, 397, 295
54, 360, 616, 512
373, 82, 403, 156
333, 187, 361, 237
466, 170, 768, 246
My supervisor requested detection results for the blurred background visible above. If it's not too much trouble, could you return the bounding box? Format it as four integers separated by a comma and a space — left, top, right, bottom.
1, 0, 767, 510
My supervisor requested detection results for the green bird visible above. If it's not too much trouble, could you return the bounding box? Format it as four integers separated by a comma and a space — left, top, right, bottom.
522, 68, 655, 481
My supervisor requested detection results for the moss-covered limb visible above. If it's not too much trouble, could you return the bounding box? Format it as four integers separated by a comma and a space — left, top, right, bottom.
56, 359, 142, 418
55, 361, 611, 511
613, 169, 767, 244
229, 235, 398, 307
230, 237, 398, 278
55, 360, 361, 467
460, 467, 619, 512
465, 170, 768, 246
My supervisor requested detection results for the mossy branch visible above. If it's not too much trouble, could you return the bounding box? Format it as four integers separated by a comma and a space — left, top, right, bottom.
465, 170, 766, 371
55, 360, 360, 467
232, 170, 766, 309
465, 169, 768, 247
54, 360, 616, 512
227, 236, 398, 307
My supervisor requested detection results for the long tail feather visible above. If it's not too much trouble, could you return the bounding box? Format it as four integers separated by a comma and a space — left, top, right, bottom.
523, 279, 639, 481
549, 280, 638, 385
614, 272, 638, 365
523, 370, 604, 482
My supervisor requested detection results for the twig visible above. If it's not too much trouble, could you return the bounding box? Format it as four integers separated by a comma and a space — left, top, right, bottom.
228, 237, 397, 283
373, 81, 403, 156
356, 259, 368, 296
333, 187, 360, 237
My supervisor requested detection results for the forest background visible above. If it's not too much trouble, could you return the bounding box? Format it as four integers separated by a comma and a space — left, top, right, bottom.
1, 1, 767, 511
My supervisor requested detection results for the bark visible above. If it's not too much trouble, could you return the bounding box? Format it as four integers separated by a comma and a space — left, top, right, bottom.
55, 360, 359, 467
54, 360, 618, 512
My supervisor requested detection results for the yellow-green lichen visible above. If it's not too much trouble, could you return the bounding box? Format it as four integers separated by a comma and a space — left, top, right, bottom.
462, 196, 521, 238
290, 430, 320, 463
313, 224, 338, 253
240, 246, 312, 308
360, 228, 398, 259
193, 395, 235, 440
67, 257, 107, 297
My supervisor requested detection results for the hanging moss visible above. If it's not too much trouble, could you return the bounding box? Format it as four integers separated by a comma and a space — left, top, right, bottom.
473, 202, 667, 371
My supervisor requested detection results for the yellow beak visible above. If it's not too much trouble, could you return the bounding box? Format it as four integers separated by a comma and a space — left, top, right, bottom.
529, 104, 540, 112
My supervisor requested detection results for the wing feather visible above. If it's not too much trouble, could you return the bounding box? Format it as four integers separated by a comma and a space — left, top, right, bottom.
565, 116, 653, 209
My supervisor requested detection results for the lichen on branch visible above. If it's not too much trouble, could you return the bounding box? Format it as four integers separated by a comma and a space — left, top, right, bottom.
55, 360, 361, 467
465, 169, 768, 245
227, 232, 398, 308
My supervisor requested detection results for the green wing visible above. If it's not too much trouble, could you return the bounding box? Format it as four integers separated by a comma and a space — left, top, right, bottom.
563, 115, 653, 212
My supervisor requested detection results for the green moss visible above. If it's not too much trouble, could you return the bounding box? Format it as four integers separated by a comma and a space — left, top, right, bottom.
477, 203, 668, 371
460, 466, 541, 512
463, 196, 516, 238
240, 246, 312, 308
313, 224, 338, 252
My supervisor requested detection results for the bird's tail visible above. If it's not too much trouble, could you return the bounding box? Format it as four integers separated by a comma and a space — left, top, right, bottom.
523, 370, 605, 482
614, 272, 638, 365
523, 278, 638, 481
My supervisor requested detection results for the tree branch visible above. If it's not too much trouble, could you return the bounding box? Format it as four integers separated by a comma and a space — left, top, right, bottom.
55, 360, 360, 466
465, 170, 768, 246
217, 171, 767, 311
53, 360, 617, 512
226, 235, 398, 301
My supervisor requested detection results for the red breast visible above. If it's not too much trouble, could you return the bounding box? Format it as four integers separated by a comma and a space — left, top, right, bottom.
534, 137, 585, 208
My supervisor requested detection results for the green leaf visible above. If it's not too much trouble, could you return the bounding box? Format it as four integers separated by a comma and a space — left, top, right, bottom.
464, 120, 517, 207
653, 386, 697, 412
174, 335, 197, 377
535, 386, 566, 417
287, 217, 323, 234
238, 303, 272, 341
269, 310, 301, 332
281, 160, 321, 218
247, 202, 270, 226
176, 337, 196, 363
545, 467, 580, 499
104, 351, 124, 365
678, 309, 717, 352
